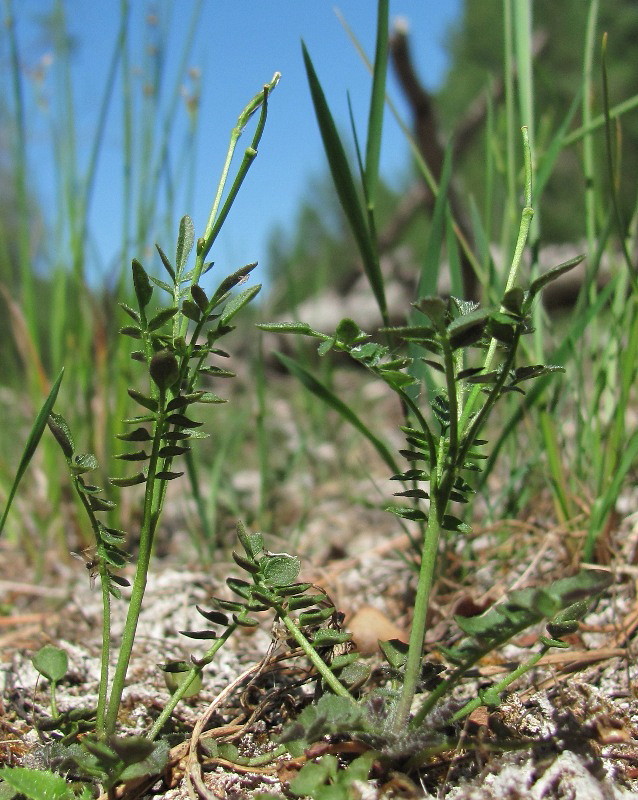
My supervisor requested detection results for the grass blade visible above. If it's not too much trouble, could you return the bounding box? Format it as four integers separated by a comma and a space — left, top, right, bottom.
301, 42, 387, 321
364, 0, 389, 209
479, 277, 617, 485
417, 141, 454, 300
584, 429, 638, 561
275, 352, 398, 474
0, 368, 65, 535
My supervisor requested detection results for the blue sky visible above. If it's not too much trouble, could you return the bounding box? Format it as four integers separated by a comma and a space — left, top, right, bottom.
6, 1, 461, 292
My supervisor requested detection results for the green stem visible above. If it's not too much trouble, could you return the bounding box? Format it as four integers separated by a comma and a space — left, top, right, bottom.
148, 623, 237, 740
458, 127, 534, 438
104, 392, 168, 735
450, 644, 550, 723
70, 475, 112, 737
582, 0, 599, 270
279, 612, 354, 700
95, 563, 111, 736
391, 491, 441, 733
196, 73, 280, 275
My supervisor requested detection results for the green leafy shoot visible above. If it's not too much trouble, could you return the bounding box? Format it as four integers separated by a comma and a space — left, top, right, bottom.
0, 368, 64, 536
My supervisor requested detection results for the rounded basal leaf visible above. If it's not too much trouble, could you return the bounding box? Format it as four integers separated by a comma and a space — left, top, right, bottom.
32, 644, 68, 682
149, 350, 180, 390
261, 554, 301, 587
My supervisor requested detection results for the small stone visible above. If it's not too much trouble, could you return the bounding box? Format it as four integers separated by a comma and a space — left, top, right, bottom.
348, 605, 407, 656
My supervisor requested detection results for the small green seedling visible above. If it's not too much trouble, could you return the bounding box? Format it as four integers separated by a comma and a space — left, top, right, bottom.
31, 644, 68, 720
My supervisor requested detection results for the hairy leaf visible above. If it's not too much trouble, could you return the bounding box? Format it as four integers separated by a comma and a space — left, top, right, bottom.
132, 259, 153, 309
176, 215, 195, 273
